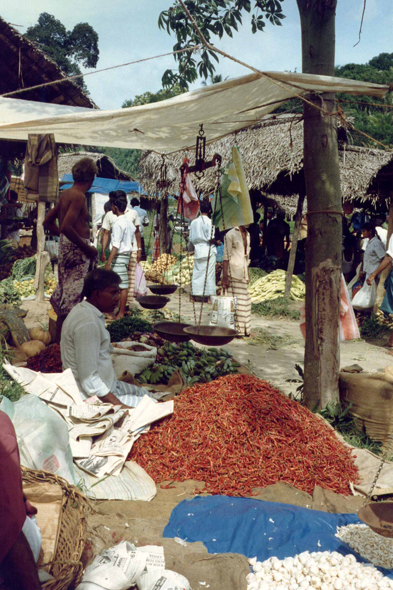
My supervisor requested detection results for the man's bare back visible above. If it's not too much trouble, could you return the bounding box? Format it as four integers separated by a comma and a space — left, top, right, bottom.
57, 186, 90, 240
44, 182, 97, 260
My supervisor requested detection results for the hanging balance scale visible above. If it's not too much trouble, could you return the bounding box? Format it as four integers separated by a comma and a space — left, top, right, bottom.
153, 155, 192, 342
139, 158, 177, 310
357, 429, 393, 537
177, 124, 236, 347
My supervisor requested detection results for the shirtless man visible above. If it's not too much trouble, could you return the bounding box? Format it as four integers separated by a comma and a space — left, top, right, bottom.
44, 157, 98, 342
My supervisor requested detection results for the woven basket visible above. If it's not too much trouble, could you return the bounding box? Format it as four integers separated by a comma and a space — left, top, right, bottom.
21, 467, 89, 590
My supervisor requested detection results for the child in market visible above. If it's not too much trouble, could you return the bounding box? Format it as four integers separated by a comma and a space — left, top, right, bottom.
105, 191, 136, 319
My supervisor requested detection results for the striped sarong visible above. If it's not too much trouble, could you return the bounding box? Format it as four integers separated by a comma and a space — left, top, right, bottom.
192, 254, 216, 297
224, 280, 251, 336
115, 380, 154, 408
127, 250, 138, 304
112, 252, 131, 289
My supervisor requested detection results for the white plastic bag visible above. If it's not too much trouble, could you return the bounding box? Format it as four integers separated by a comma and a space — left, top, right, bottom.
137, 570, 190, 590
134, 262, 148, 297
0, 394, 76, 484
111, 341, 157, 378
352, 280, 376, 310
209, 296, 237, 330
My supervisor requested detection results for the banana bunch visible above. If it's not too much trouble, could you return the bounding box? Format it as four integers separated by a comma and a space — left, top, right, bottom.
140, 260, 152, 272
248, 269, 305, 303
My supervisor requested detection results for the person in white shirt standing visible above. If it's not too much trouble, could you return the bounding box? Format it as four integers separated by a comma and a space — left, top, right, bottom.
189, 201, 217, 301
105, 191, 135, 319
131, 197, 149, 260
101, 191, 142, 305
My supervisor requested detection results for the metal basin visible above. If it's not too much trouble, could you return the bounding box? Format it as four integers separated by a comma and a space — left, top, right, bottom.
358, 502, 393, 537
148, 284, 178, 295
136, 296, 170, 310
183, 325, 237, 346
154, 321, 192, 343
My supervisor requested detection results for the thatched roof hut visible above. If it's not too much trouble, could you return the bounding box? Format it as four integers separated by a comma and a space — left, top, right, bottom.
0, 17, 96, 162
0, 17, 96, 108
58, 152, 133, 181
139, 114, 393, 215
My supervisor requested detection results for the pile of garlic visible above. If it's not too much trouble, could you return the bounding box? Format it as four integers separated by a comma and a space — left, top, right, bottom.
246, 551, 393, 590
336, 524, 393, 570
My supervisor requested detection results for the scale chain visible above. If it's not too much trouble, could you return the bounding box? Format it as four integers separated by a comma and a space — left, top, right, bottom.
365, 427, 393, 503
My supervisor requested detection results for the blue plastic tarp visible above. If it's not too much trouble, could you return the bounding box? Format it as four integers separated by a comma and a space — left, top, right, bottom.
60, 174, 141, 195
163, 496, 393, 578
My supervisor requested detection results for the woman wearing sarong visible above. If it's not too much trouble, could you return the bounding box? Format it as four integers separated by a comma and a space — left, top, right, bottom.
189, 201, 216, 301
222, 226, 251, 337
367, 232, 393, 346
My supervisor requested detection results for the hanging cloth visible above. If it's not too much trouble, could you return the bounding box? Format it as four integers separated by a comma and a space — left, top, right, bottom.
213, 146, 253, 231
24, 134, 59, 203
178, 159, 200, 221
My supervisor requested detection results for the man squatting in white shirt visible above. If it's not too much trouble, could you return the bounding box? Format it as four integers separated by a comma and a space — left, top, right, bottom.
61, 268, 154, 408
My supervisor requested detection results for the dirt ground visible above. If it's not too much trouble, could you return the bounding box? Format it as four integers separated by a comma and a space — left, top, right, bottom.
19, 296, 388, 588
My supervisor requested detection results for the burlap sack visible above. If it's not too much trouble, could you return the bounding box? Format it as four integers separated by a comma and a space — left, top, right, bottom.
339, 369, 393, 445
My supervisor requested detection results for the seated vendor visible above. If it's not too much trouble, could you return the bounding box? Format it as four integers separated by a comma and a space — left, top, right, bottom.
61, 268, 152, 408
0, 410, 42, 590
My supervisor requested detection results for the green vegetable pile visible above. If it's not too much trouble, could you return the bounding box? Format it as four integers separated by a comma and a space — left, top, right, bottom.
11, 256, 37, 281
138, 340, 240, 385
108, 312, 154, 342
0, 278, 21, 307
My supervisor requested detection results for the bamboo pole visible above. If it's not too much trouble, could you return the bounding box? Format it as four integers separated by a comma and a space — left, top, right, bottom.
34, 200, 50, 302
285, 191, 305, 299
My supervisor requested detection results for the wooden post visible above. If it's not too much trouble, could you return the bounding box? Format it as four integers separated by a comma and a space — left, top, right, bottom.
34, 200, 50, 302
285, 191, 305, 298
374, 192, 393, 313
159, 191, 169, 255
261, 199, 268, 254
91, 192, 97, 243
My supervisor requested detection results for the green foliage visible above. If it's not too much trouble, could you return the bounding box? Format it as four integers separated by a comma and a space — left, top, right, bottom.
335, 54, 393, 148
0, 240, 16, 266
360, 314, 390, 339
320, 401, 383, 455
251, 296, 301, 320
158, 0, 285, 88
11, 256, 37, 281
247, 327, 295, 349
107, 311, 154, 342
0, 352, 24, 402
0, 278, 21, 307
122, 84, 185, 108
25, 13, 99, 91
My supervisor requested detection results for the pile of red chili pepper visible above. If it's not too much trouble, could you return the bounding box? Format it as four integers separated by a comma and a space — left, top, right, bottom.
130, 374, 359, 497
26, 344, 62, 373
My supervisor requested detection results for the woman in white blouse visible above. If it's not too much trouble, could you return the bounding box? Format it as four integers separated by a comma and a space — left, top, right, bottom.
361, 222, 385, 280
367, 225, 393, 345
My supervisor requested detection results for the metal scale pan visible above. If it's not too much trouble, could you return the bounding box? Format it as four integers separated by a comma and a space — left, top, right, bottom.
358, 502, 393, 538
154, 321, 192, 343
136, 296, 170, 310
184, 325, 237, 346
148, 284, 178, 296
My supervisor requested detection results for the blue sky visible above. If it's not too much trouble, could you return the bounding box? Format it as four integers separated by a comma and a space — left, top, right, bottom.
2, 0, 392, 109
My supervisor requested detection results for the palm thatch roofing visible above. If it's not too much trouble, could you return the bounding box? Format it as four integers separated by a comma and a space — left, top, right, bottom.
139, 114, 393, 215
0, 17, 96, 108
58, 152, 133, 181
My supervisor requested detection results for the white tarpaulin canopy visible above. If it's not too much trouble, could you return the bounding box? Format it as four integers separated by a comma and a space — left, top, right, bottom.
0, 71, 389, 153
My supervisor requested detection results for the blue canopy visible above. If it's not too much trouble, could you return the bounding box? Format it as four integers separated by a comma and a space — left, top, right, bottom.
60, 174, 141, 195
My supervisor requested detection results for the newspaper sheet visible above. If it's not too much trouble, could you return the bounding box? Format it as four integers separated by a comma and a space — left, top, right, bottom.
75, 427, 133, 477
121, 395, 174, 434
79, 542, 164, 590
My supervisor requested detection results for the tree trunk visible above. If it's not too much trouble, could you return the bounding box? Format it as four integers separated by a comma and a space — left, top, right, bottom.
285, 191, 305, 299
159, 192, 169, 255
297, 0, 342, 411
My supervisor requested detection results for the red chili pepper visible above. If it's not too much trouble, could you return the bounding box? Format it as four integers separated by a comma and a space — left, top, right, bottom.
129, 374, 359, 497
